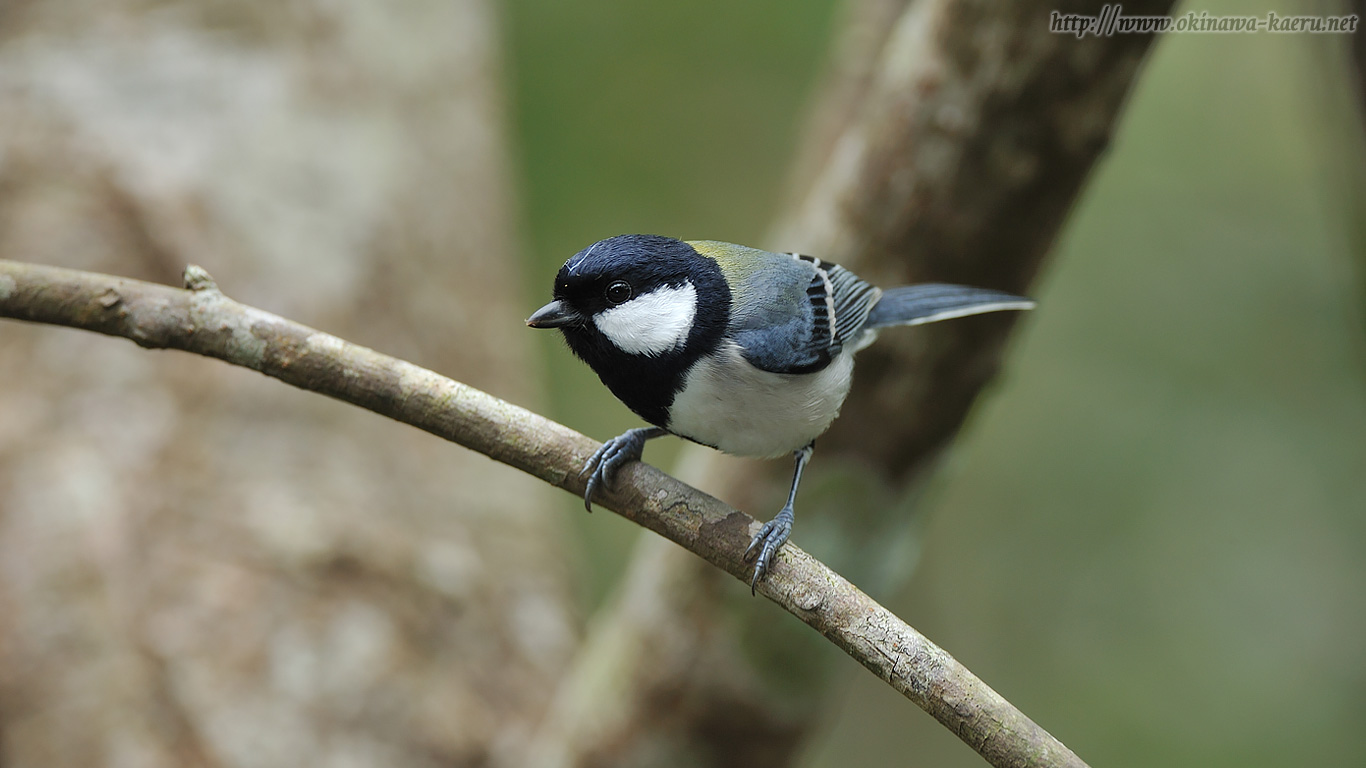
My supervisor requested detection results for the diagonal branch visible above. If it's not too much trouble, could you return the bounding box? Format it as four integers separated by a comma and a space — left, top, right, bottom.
0, 259, 1087, 768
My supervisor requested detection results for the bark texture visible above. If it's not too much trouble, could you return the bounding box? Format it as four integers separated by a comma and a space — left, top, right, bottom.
0, 4, 573, 767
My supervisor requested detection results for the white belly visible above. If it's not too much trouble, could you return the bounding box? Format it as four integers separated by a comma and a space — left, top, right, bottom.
667, 342, 854, 458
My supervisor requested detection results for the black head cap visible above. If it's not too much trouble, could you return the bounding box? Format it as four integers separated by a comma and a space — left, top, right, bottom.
529, 235, 731, 426
553, 235, 703, 312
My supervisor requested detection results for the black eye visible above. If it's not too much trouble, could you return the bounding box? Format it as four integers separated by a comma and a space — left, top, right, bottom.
604, 280, 632, 305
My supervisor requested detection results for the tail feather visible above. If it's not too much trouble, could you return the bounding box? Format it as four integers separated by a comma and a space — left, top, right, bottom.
864, 284, 1034, 329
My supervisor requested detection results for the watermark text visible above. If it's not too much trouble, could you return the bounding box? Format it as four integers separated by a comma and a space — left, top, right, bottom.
1050, 5, 1360, 37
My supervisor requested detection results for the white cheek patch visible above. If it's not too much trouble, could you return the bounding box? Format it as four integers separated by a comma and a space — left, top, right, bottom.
593, 281, 697, 356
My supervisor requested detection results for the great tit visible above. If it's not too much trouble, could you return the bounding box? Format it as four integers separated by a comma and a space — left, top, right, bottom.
527, 234, 1033, 589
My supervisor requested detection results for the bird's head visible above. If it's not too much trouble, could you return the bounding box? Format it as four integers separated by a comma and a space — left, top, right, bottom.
527, 234, 729, 360
526, 235, 731, 426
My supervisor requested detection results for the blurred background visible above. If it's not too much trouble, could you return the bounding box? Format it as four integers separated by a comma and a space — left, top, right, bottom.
510, 0, 1366, 765
1, 0, 1363, 766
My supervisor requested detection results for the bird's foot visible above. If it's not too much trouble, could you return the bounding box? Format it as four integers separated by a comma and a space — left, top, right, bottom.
580, 427, 663, 511
744, 507, 794, 593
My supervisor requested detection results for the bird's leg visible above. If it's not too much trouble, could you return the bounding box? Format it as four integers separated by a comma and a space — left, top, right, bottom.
745, 442, 814, 592
581, 426, 669, 511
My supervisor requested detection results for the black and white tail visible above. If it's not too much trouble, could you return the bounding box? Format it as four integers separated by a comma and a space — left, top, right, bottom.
864, 284, 1034, 329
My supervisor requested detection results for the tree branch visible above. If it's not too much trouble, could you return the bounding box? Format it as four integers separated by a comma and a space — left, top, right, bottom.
0, 259, 1086, 768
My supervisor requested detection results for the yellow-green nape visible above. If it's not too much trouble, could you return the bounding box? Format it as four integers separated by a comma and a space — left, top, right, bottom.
686, 240, 776, 282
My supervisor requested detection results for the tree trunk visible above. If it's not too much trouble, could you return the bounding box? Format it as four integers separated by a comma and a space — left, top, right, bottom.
0, 3, 574, 767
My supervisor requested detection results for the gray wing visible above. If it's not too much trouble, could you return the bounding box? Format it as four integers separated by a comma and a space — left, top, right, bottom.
730, 253, 881, 375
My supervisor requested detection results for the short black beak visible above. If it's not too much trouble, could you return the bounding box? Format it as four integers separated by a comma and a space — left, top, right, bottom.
526, 299, 580, 329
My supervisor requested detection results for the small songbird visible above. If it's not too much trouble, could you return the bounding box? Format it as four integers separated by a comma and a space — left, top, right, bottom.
527, 235, 1033, 589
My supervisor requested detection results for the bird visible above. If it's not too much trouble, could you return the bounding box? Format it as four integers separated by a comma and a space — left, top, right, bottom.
526, 234, 1033, 589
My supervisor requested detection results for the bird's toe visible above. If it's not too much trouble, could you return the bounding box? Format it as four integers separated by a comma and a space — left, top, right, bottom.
745, 509, 794, 593
580, 428, 655, 511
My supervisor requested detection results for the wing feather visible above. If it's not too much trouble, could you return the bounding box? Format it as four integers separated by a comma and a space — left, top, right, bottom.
686, 242, 882, 375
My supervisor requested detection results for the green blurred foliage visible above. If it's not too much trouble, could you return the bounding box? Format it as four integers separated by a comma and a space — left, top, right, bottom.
504, 0, 1366, 765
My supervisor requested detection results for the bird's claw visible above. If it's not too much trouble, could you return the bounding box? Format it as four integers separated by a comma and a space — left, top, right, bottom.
580, 428, 657, 511
744, 508, 794, 594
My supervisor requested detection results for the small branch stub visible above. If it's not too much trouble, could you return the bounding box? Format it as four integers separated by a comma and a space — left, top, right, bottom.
183, 264, 219, 292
